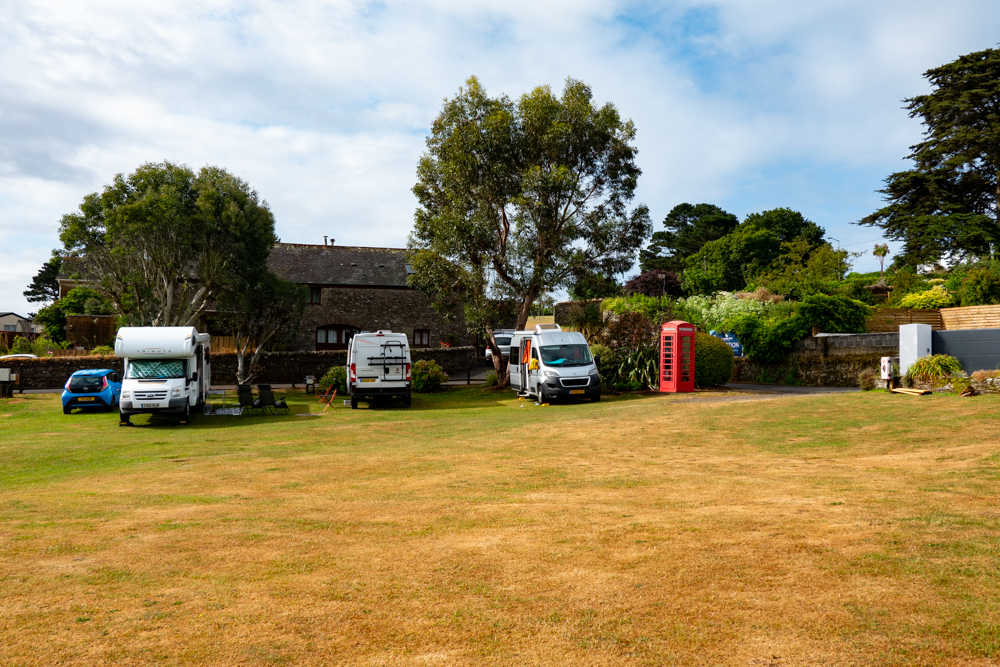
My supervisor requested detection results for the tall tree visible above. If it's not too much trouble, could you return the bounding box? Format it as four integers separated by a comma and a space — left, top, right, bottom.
23, 253, 63, 304
682, 208, 825, 294
218, 273, 307, 384
860, 47, 1000, 264
639, 203, 739, 273
59, 162, 277, 327
409, 77, 651, 380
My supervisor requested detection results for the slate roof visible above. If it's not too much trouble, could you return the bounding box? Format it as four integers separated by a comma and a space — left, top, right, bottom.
267, 243, 410, 288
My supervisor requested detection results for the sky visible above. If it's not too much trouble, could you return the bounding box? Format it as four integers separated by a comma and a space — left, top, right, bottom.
2, 0, 999, 315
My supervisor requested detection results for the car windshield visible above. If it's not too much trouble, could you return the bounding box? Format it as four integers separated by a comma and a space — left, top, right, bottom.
126, 359, 186, 379
539, 344, 593, 367
70, 375, 105, 392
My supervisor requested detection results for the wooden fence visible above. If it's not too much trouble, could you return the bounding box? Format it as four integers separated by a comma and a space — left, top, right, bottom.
940, 305, 1000, 330
866, 308, 945, 332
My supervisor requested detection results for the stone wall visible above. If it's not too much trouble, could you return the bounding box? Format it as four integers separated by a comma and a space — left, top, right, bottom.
733, 354, 883, 387
791, 332, 898, 358
296, 286, 469, 351
7, 348, 477, 389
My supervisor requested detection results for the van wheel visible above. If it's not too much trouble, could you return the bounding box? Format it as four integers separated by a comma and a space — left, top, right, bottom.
591, 393, 601, 402
351, 396, 358, 410
403, 395, 411, 408
119, 413, 131, 426
179, 404, 190, 424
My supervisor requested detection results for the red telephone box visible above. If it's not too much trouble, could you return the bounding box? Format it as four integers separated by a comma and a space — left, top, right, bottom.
660, 320, 695, 393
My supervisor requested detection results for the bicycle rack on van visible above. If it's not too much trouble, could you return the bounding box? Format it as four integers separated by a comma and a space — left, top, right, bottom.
366, 340, 407, 381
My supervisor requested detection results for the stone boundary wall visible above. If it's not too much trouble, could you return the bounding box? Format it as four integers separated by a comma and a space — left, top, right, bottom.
6, 347, 477, 389
733, 354, 883, 387
791, 332, 898, 358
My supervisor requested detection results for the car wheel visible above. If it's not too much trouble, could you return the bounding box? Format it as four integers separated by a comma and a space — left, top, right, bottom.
63, 405, 72, 415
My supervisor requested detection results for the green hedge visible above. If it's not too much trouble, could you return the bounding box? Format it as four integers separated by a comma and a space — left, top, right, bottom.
695, 333, 735, 387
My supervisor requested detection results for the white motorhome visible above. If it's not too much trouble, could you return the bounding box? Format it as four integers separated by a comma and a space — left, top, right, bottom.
347, 330, 411, 409
509, 324, 601, 403
115, 326, 211, 425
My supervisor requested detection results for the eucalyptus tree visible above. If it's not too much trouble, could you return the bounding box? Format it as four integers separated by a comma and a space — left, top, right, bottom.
409, 76, 651, 380
59, 162, 277, 327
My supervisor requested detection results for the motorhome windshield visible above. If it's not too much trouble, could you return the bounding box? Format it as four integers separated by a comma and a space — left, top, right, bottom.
539, 344, 593, 367
126, 359, 186, 379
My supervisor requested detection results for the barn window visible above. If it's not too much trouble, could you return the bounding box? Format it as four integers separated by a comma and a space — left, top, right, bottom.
309, 287, 322, 304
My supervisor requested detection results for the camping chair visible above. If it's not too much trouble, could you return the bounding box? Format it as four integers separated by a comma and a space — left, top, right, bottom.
237, 384, 258, 416
256, 384, 289, 414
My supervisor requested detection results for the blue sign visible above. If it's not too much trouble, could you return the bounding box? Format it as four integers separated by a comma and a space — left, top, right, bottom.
709, 330, 743, 357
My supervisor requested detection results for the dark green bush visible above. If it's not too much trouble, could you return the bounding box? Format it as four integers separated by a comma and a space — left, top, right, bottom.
319, 366, 348, 394
959, 266, 1000, 306
484, 370, 499, 387
694, 332, 734, 387
412, 360, 449, 393
797, 293, 872, 333
91, 345, 114, 356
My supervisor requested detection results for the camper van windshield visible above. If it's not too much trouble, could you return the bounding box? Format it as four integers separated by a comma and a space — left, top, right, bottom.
539, 344, 593, 367
126, 360, 186, 379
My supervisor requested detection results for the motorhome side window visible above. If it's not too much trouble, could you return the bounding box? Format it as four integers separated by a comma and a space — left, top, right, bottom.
126, 359, 186, 379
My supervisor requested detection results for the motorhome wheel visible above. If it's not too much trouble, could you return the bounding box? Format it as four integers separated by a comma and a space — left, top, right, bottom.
180, 403, 190, 424
592, 393, 601, 402
403, 395, 411, 408
351, 395, 358, 409
119, 412, 131, 426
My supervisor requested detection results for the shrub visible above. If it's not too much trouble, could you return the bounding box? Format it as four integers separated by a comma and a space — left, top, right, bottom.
11, 336, 33, 354
906, 354, 962, 383
694, 332, 734, 387
959, 267, 1000, 306
411, 360, 449, 393
600, 311, 656, 349
858, 368, 878, 391
601, 295, 674, 323
797, 293, 871, 333
602, 343, 658, 391
484, 370, 499, 387
971, 369, 1000, 381
899, 285, 954, 309
91, 345, 114, 356
319, 366, 348, 394
674, 292, 772, 331
623, 270, 683, 297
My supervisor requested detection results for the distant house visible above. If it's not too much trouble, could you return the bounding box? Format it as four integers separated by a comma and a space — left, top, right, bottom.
267, 243, 468, 351
0, 312, 41, 334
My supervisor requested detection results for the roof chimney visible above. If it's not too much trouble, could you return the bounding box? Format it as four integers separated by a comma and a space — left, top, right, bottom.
323, 236, 328, 246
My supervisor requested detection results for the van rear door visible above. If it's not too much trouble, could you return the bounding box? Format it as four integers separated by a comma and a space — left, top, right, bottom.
380, 340, 406, 381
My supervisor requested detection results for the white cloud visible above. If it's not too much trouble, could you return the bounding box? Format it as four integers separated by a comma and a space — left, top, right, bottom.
2, 0, 999, 311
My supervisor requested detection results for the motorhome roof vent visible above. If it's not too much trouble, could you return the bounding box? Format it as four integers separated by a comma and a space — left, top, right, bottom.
535, 323, 561, 333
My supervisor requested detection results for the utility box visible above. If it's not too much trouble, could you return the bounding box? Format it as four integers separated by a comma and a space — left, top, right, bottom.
0, 369, 11, 382
880, 357, 894, 380
660, 321, 696, 393
899, 323, 932, 376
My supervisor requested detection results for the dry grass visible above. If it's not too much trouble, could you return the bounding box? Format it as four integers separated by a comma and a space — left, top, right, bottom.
971, 370, 1000, 381
2, 388, 1000, 666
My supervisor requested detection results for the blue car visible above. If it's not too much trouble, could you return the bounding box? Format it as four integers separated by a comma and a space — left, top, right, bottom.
62, 369, 122, 414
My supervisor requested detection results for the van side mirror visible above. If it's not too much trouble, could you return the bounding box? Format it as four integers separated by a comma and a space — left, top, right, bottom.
594, 355, 601, 366
190, 372, 198, 383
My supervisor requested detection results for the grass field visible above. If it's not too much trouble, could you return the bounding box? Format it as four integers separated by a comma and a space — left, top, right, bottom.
2, 387, 1000, 666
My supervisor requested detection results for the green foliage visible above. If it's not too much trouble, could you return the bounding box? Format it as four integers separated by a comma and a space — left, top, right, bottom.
10, 336, 33, 354
898, 284, 954, 309
10, 335, 67, 356
90, 345, 114, 356
600, 311, 656, 350
859, 48, 1000, 265
601, 295, 674, 324
640, 203, 739, 273
59, 161, 277, 327
958, 265, 1000, 305
23, 253, 62, 304
753, 239, 854, 299
600, 344, 658, 391
907, 354, 963, 383
723, 295, 871, 363
682, 208, 826, 294
564, 301, 606, 342
569, 270, 622, 300
858, 368, 878, 391
484, 370, 499, 387
694, 332, 734, 387
411, 360, 450, 393
673, 292, 772, 332
319, 366, 348, 395
409, 76, 651, 349
30, 286, 113, 342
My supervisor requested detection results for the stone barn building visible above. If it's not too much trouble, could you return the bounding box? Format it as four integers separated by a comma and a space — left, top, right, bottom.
267, 243, 468, 351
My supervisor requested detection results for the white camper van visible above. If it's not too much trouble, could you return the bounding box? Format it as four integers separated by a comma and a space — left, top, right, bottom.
347, 330, 412, 409
115, 327, 211, 425
509, 324, 601, 403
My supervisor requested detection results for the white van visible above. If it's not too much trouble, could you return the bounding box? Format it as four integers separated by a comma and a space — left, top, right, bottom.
347, 330, 412, 409
509, 324, 600, 403
115, 326, 211, 425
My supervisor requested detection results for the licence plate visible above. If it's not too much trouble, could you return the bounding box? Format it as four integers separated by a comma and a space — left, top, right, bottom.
141, 403, 160, 408
77, 397, 95, 402
570, 389, 585, 395
360, 378, 376, 383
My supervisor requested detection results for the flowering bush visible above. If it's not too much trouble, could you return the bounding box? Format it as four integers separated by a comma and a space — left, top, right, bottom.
675, 292, 772, 331
899, 285, 954, 309
411, 360, 449, 393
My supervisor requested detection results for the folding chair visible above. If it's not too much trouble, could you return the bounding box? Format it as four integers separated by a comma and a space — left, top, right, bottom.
256, 384, 289, 414
237, 384, 258, 416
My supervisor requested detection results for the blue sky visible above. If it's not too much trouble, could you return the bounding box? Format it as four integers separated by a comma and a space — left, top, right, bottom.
2, 0, 999, 315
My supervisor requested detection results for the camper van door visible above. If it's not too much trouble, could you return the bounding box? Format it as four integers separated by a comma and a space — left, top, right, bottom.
509, 336, 522, 390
